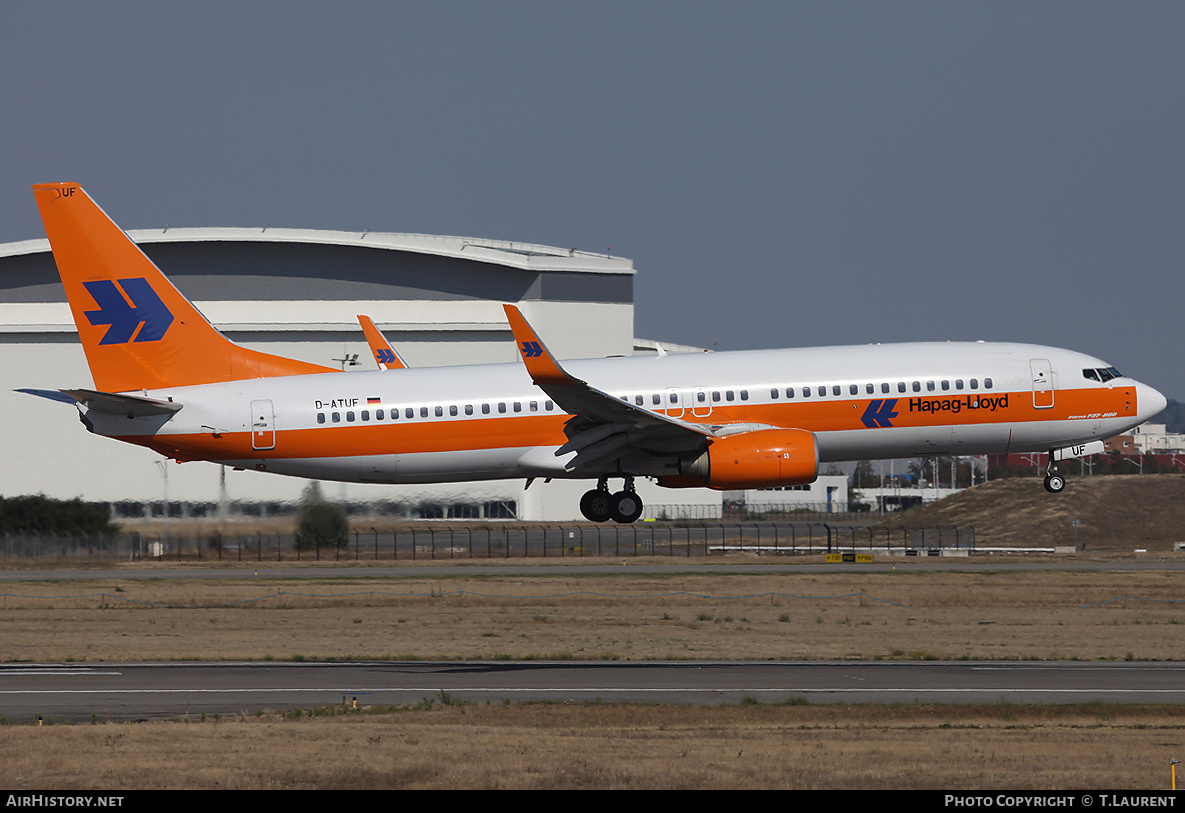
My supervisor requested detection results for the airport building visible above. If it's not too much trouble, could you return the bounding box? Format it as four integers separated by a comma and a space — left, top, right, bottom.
0, 227, 721, 521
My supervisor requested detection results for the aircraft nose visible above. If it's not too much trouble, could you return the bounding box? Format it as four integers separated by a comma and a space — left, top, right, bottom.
1136, 381, 1167, 423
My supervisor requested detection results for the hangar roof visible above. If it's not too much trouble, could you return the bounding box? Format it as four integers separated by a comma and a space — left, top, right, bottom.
0, 228, 634, 275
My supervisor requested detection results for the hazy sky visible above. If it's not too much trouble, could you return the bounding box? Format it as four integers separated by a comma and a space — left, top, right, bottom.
2, 2, 1181, 396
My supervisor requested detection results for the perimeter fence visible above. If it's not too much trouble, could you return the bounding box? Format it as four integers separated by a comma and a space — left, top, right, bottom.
1, 522, 974, 563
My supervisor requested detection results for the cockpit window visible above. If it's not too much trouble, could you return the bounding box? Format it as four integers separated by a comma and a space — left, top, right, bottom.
1088, 367, 1123, 382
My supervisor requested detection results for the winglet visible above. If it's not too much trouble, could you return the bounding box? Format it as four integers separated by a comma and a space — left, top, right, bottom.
357, 315, 409, 370
502, 305, 578, 386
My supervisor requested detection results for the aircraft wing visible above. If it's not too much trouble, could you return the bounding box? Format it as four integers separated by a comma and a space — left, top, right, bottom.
358, 315, 409, 370
503, 305, 714, 472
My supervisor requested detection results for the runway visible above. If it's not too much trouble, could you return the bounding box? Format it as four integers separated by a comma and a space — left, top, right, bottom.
2, 660, 1184, 722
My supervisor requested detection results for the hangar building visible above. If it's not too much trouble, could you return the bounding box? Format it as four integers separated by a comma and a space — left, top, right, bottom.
0, 227, 720, 522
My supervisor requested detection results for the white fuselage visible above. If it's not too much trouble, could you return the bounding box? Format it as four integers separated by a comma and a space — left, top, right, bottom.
82, 341, 1165, 487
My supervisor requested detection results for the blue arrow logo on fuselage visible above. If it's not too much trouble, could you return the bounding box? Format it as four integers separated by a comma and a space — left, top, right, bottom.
83, 278, 174, 345
861, 399, 898, 429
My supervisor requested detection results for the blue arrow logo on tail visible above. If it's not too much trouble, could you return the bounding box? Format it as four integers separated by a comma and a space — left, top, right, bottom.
520, 341, 542, 358
375, 348, 397, 365
83, 278, 174, 345
861, 399, 899, 429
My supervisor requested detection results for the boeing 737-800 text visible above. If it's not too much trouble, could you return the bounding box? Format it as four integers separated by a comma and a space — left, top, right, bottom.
21, 183, 1167, 523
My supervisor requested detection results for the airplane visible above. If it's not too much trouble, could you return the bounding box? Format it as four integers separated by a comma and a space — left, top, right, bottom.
20, 182, 1167, 523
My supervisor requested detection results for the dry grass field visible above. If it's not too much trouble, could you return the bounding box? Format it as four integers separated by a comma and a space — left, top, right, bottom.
2, 555, 1184, 789
1, 703, 1182, 790
0, 565, 1181, 662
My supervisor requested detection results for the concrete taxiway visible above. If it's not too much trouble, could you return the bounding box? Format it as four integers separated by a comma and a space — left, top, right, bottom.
2, 660, 1184, 722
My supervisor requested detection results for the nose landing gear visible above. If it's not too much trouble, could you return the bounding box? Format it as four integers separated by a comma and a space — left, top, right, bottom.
580, 476, 644, 523
1043, 452, 1066, 493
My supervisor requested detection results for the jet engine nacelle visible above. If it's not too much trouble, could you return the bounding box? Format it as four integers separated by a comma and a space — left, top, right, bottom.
658, 428, 819, 490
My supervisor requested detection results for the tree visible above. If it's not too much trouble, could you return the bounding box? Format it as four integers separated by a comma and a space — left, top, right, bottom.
295, 482, 348, 551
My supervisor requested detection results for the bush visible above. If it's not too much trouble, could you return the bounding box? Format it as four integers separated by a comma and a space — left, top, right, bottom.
0, 495, 118, 535
295, 483, 348, 550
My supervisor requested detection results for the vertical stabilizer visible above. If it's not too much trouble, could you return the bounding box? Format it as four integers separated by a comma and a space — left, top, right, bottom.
33, 183, 334, 392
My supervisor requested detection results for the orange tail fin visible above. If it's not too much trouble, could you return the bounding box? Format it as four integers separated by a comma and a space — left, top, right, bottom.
33, 183, 335, 392
357, 314, 409, 370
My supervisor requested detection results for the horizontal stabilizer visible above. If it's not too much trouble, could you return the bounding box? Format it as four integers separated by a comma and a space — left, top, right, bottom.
59, 388, 183, 417
15, 388, 78, 405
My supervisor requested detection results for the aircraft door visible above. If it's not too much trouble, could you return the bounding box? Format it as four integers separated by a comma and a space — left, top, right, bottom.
251, 399, 276, 450
1030, 359, 1054, 409
691, 387, 712, 418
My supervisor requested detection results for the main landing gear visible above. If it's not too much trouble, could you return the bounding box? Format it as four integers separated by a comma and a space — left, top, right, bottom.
580, 476, 644, 524
1043, 452, 1066, 494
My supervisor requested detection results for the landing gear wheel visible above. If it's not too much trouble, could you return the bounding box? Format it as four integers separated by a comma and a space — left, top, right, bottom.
609, 490, 644, 524
1043, 474, 1066, 494
580, 489, 612, 522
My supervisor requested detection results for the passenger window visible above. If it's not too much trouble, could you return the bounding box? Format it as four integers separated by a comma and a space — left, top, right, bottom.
635, 395, 644, 406
530, 401, 538, 412
361, 410, 369, 421
317, 412, 325, 424
817, 386, 826, 397
434, 406, 443, 417
712, 391, 721, 402
405, 408, 414, 419
347, 411, 355, 422
832, 385, 840, 396
912, 382, 921, 392
984, 378, 993, 389
955, 380, 964, 390
545, 401, 554, 410
785, 388, 795, 399
421, 407, 429, 417
449, 405, 458, 416
865, 384, 874, 394
726, 391, 734, 402
941, 380, 950, 391
513, 402, 522, 413
850, 384, 858, 395
926, 381, 935, 391
376, 409, 384, 420
897, 382, 906, 393
652, 394, 661, 406
697, 392, 706, 402
770, 388, 779, 399
482, 404, 490, 414
498, 403, 507, 413
970, 379, 978, 390
332, 412, 341, 423
881, 383, 890, 394
802, 387, 811, 398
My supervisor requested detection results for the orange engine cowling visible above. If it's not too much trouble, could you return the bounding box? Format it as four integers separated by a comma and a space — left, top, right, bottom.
658, 428, 819, 490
